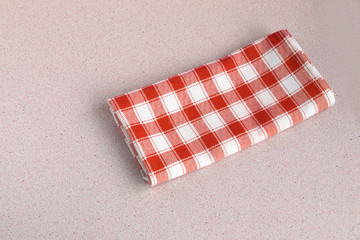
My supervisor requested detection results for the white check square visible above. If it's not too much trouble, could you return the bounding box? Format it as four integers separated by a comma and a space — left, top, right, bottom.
305, 62, 321, 79
134, 103, 154, 122
187, 83, 208, 103
263, 50, 282, 69
195, 151, 213, 168
204, 112, 224, 130
287, 37, 303, 52
239, 64, 258, 82
168, 163, 184, 178
230, 101, 250, 119
151, 134, 171, 152
301, 101, 317, 119
249, 128, 266, 144
161, 93, 181, 113
281, 75, 301, 94
275, 114, 292, 132
256, 90, 276, 107
325, 90, 336, 106
214, 74, 234, 92
222, 138, 239, 156
177, 123, 198, 142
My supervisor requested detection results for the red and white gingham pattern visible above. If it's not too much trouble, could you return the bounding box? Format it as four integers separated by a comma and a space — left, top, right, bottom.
107, 29, 335, 186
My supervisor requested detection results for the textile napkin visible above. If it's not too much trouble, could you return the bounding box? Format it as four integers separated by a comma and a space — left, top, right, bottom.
107, 29, 335, 186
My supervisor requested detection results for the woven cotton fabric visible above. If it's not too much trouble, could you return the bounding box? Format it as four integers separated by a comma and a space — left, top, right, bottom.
107, 29, 335, 186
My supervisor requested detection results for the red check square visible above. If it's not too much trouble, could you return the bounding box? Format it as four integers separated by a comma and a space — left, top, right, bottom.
194, 66, 211, 81
146, 155, 165, 172
157, 115, 174, 132
219, 56, 237, 71
210, 95, 227, 110
131, 124, 148, 139
261, 71, 278, 87
174, 145, 192, 160
285, 55, 302, 72
267, 32, 283, 46
236, 84, 253, 99
168, 75, 185, 91
244, 45, 260, 61
279, 97, 297, 112
114, 95, 132, 109
254, 110, 272, 125
201, 132, 219, 149
142, 85, 159, 101
305, 82, 322, 98
184, 105, 201, 121
228, 122, 246, 136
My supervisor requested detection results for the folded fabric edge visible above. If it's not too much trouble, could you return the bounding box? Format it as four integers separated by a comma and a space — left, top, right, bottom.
283, 33, 336, 107
106, 99, 155, 185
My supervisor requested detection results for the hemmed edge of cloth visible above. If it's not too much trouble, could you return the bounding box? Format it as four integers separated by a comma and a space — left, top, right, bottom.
282, 30, 336, 108
106, 99, 156, 186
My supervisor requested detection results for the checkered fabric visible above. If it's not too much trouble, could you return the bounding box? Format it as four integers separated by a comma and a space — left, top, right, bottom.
107, 29, 335, 186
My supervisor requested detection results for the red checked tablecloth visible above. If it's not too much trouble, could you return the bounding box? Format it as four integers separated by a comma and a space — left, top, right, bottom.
107, 29, 335, 186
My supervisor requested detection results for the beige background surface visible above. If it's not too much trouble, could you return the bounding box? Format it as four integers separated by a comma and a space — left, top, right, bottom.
1, 0, 359, 239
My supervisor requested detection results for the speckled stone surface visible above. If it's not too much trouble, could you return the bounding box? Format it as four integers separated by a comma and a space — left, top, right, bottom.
1, 1, 359, 239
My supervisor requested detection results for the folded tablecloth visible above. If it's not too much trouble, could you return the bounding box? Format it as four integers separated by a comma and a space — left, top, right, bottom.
107, 29, 335, 186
